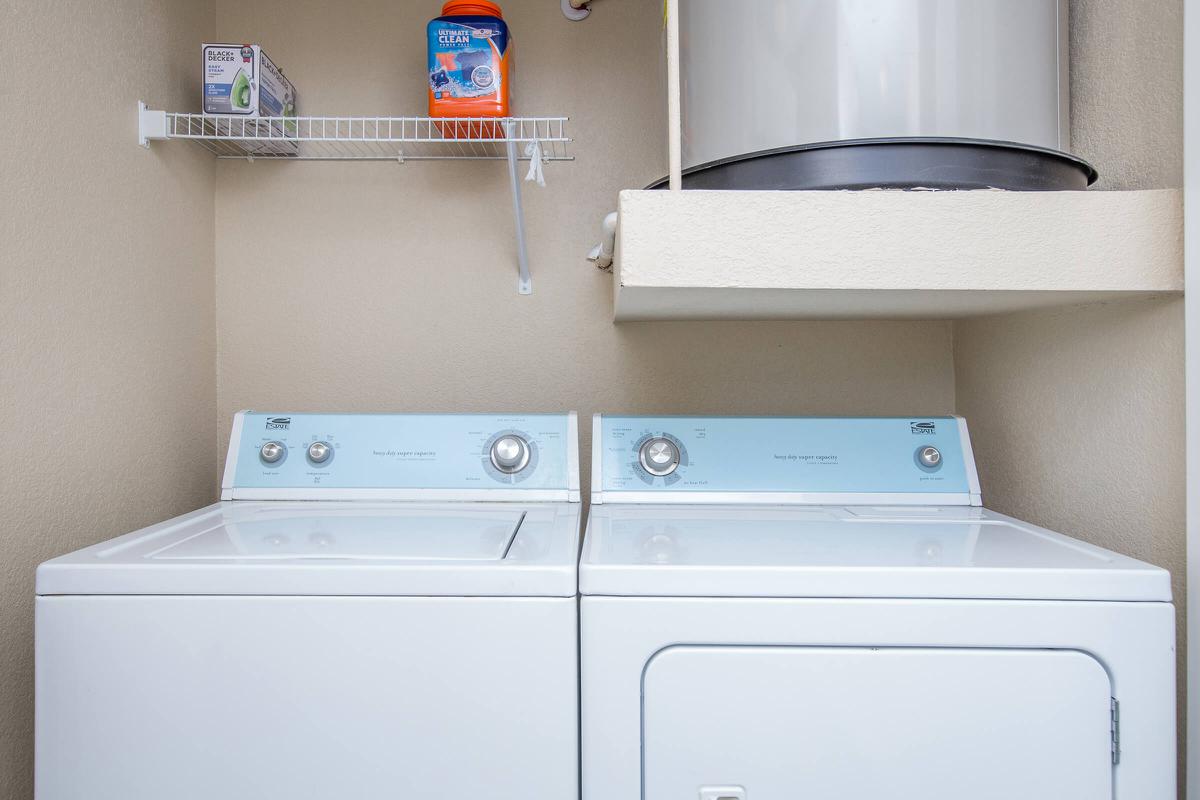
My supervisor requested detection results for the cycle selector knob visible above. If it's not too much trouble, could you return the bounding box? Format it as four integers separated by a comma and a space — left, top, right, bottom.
260, 441, 286, 464
490, 435, 530, 474
307, 441, 333, 464
918, 446, 942, 469
639, 437, 681, 477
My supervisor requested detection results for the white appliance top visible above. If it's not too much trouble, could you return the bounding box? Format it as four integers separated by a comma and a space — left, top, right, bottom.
39, 412, 583, 597
38, 501, 581, 597
580, 504, 1170, 602
583, 414, 1167, 602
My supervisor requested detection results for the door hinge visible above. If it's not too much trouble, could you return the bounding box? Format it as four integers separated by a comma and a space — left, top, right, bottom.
1111, 697, 1121, 765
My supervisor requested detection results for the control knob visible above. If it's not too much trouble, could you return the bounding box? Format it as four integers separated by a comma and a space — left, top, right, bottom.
639, 437, 681, 477
307, 441, 333, 464
918, 446, 942, 468
260, 441, 286, 464
490, 435, 531, 474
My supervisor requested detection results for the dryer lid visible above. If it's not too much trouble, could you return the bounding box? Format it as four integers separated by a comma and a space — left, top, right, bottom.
37, 501, 581, 597
580, 504, 1171, 601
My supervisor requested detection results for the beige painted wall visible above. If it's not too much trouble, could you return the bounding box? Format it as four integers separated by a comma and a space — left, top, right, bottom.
212, 0, 958, 477
955, 0, 1186, 792
1072, 0, 1183, 191
955, 295, 1184, 569
0, 0, 1183, 798
0, 2, 217, 798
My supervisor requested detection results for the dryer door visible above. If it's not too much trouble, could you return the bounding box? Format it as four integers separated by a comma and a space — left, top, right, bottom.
643, 646, 1114, 800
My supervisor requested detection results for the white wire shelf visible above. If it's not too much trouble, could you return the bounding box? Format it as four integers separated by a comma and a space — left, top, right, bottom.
138, 103, 573, 295
140, 106, 571, 162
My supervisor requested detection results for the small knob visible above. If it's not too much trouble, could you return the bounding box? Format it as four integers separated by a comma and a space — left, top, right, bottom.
260, 441, 286, 464
490, 435, 530, 474
307, 441, 332, 464
639, 437, 681, 477
918, 446, 942, 468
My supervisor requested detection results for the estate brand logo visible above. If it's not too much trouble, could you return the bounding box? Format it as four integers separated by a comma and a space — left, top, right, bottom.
266, 417, 291, 430
910, 421, 937, 435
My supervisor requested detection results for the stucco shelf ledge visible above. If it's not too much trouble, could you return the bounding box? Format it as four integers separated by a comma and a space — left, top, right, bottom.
611, 188, 1183, 321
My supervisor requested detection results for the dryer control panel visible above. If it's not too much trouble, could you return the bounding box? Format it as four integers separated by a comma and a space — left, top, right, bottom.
593, 416, 979, 506
222, 412, 579, 501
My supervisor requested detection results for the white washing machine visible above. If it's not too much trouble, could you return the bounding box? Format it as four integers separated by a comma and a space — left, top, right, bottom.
37, 412, 581, 800
581, 415, 1175, 800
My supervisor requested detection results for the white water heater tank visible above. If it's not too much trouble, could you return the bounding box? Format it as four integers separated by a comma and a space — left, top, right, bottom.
669, 0, 1094, 190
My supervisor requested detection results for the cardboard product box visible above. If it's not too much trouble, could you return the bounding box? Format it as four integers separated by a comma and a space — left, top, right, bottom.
202, 43, 299, 155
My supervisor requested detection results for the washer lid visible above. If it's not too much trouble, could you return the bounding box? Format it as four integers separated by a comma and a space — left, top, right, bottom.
580, 504, 1171, 601
37, 501, 581, 597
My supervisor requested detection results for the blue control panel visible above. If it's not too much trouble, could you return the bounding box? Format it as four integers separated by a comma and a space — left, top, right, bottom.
228, 413, 573, 490
597, 416, 974, 496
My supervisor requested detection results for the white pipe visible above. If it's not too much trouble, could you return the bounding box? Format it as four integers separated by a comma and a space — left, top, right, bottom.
666, 0, 682, 190
505, 120, 532, 294
587, 212, 619, 269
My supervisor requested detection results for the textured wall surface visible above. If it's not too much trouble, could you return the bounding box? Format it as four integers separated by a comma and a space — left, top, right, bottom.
955, 298, 1184, 579
212, 0, 958, 479
956, 0, 1185, 792
0, 2, 217, 798
1071, 0, 1184, 190
614, 187, 1182, 318
618, 188, 1182, 292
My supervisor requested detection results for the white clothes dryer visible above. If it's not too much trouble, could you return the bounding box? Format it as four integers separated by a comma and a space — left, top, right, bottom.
580, 415, 1174, 800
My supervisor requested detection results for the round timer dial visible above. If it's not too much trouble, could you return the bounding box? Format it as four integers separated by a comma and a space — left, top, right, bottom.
639, 437, 681, 477
490, 435, 531, 474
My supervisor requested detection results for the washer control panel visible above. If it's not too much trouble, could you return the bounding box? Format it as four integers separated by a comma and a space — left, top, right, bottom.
596, 416, 976, 500
227, 413, 574, 493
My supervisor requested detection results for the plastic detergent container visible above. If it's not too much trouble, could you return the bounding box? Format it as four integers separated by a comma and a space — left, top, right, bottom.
428, 1, 512, 137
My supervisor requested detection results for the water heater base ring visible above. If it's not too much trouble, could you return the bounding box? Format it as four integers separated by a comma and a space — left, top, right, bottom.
648, 138, 1098, 192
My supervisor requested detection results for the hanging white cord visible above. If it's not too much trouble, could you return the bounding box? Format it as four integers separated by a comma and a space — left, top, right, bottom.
524, 140, 546, 186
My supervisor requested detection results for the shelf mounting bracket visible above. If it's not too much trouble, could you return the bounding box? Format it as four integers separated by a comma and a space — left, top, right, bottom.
505, 119, 533, 295
138, 101, 168, 148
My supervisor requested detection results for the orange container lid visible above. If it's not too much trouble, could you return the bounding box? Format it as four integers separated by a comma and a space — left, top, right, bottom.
441, 0, 503, 17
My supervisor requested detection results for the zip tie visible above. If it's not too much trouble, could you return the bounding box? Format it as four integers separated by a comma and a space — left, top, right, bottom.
524, 140, 546, 187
